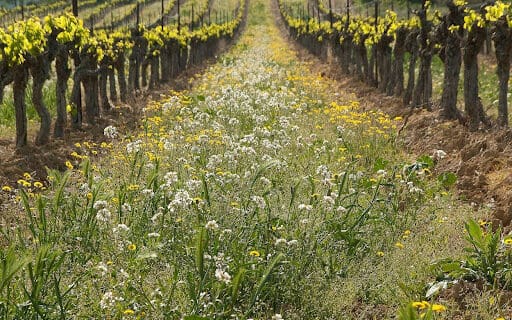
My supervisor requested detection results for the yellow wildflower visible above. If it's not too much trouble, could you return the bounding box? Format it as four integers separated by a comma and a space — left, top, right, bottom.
412, 301, 430, 310
127, 184, 139, 191
2, 186, 12, 192
127, 243, 137, 251
123, 309, 135, 315
65, 161, 73, 170
395, 242, 404, 249
249, 250, 260, 257
17, 179, 31, 188
33, 181, 43, 188
431, 304, 446, 312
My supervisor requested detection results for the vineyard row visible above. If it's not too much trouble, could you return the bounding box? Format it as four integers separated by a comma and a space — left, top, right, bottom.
280, 0, 512, 131
0, 0, 246, 149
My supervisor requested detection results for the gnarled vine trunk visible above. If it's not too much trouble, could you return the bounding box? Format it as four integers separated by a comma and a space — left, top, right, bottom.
82, 53, 100, 124
369, 45, 376, 86
149, 55, 160, 89
439, 2, 464, 121
0, 60, 12, 104
493, 17, 512, 127
108, 65, 117, 103
115, 52, 127, 102
141, 56, 150, 88
404, 30, 419, 106
160, 43, 171, 83
13, 64, 29, 149
377, 33, 393, 93
388, 27, 407, 96
71, 50, 83, 129
463, 21, 489, 131
99, 59, 113, 112
340, 33, 352, 74
55, 45, 71, 138
29, 54, 52, 145
128, 32, 147, 95
412, 3, 433, 110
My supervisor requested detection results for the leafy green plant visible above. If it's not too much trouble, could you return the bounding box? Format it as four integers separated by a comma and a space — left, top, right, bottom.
433, 219, 512, 290
437, 172, 457, 189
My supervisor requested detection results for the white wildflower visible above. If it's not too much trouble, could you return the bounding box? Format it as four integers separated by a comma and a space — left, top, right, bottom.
100, 291, 115, 309
151, 209, 163, 224
103, 125, 118, 139
164, 171, 178, 186
287, 240, 298, 246
215, 268, 231, 284
251, 195, 266, 209
376, 169, 387, 177
93, 200, 108, 210
275, 238, 287, 246
336, 206, 347, 213
96, 208, 111, 223
126, 139, 143, 154
205, 220, 219, 230
323, 195, 335, 206
298, 204, 313, 211
97, 262, 108, 276
142, 189, 155, 197
121, 203, 132, 212
113, 223, 130, 233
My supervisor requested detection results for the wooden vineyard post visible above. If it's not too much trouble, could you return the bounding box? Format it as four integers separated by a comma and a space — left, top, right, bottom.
72, 0, 82, 129
72, 0, 78, 17
329, 0, 333, 29
136, 3, 140, 26
374, 0, 378, 87
191, 4, 194, 29
346, 0, 350, 23
161, 0, 165, 28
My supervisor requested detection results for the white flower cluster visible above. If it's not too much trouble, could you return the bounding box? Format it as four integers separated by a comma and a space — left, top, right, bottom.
103, 125, 118, 139
126, 139, 143, 154
93, 200, 111, 223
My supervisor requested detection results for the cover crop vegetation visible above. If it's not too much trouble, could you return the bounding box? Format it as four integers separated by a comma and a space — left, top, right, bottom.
0, 0, 510, 318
